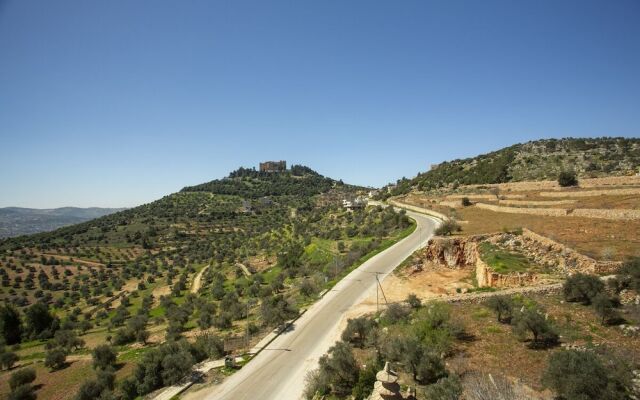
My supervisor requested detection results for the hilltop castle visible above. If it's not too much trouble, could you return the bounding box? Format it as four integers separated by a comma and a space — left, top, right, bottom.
259, 160, 287, 173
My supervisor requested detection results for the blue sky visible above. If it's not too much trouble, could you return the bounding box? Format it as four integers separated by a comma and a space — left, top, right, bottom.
1, 0, 639, 208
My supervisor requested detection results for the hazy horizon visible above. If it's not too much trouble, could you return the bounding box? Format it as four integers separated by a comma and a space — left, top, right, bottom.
1, 1, 639, 208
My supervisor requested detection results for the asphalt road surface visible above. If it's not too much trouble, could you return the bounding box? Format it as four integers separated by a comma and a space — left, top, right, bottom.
202, 210, 439, 400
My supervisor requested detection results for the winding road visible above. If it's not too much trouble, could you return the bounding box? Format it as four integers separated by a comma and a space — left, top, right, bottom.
195, 209, 439, 400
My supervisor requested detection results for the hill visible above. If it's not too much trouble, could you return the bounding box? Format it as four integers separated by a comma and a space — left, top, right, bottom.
384, 137, 640, 196
0, 207, 125, 238
0, 164, 415, 400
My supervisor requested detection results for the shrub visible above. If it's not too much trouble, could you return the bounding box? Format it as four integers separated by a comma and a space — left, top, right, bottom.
558, 170, 578, 187
9, 368, 36, 390
563, 273, 605, 305
382, 303, 411, 324
406, 293, 422, 309
543, 350, 629, 400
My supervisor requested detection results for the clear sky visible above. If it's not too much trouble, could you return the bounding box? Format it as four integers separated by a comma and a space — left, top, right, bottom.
1, 0, 639, 208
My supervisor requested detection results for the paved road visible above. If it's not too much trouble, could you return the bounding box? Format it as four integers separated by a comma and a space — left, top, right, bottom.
199, 210, 438, 400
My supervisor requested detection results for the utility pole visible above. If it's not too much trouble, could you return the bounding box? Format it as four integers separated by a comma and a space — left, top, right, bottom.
375, 272, 388, 312
245, 301, 250, 349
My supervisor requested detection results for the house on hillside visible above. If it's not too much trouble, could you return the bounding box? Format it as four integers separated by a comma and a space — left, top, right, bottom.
342, 196, 367, 210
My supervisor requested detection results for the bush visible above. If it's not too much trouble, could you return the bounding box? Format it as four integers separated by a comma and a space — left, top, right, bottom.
44, 348, 67, 370
543, 350, 629, 400
558, 170, 578, 187
9, 368, 36, 390
563, 273, 605, 305
435, 220, 461, 236
382, 303, 411, 324
406, 293, 422, 309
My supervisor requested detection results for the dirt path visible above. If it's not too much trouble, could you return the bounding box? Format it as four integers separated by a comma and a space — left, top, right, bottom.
191, 264, 209, 294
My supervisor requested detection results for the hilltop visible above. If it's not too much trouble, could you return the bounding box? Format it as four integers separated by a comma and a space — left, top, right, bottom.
0, 207, 125, 238
384, 137, 640, 196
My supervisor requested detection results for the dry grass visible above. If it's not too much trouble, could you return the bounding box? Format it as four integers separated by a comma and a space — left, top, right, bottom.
450, 294, 640, 392
455, 207, 640, 261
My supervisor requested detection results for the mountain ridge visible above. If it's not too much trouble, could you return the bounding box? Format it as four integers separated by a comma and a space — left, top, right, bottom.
383, 137, 639, 197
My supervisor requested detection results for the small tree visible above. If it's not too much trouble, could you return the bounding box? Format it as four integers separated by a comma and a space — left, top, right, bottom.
341, 317, 375, 348
563, 274, 604, 305
592, 293, 619, 326
8, 384, 37, 400
317, 341, 359, 395
511, 307, 558, 347
0, 350, 19, 370
92, 344, 117, 371
435, 220, 461, 236
9, 368, 36, 390
422, 375, 462, 400
485, 296, 513, 323
44, 348, 67, 371
0, 304, 23, 345
543, 350, 628, 400
558, 170, 578, 187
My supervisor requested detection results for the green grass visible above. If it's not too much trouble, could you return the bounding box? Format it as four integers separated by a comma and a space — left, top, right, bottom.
478, 242, 531, 274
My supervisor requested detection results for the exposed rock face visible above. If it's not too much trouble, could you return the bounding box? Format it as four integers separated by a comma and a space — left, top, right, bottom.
419, 229, 621, 289
422, 236, 481, 268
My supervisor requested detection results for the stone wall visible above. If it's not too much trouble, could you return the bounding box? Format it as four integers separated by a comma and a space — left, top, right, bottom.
388, 198, 449, 221
498, 199, 577, 206
475, 202, 569, 217
539, 187, 640, 198
520, 229, 621, 275
475, 202, 640, 220
571, 208, 640, 220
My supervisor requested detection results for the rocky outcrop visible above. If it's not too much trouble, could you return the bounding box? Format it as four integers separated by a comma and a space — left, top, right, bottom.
422, 236, 481, 268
